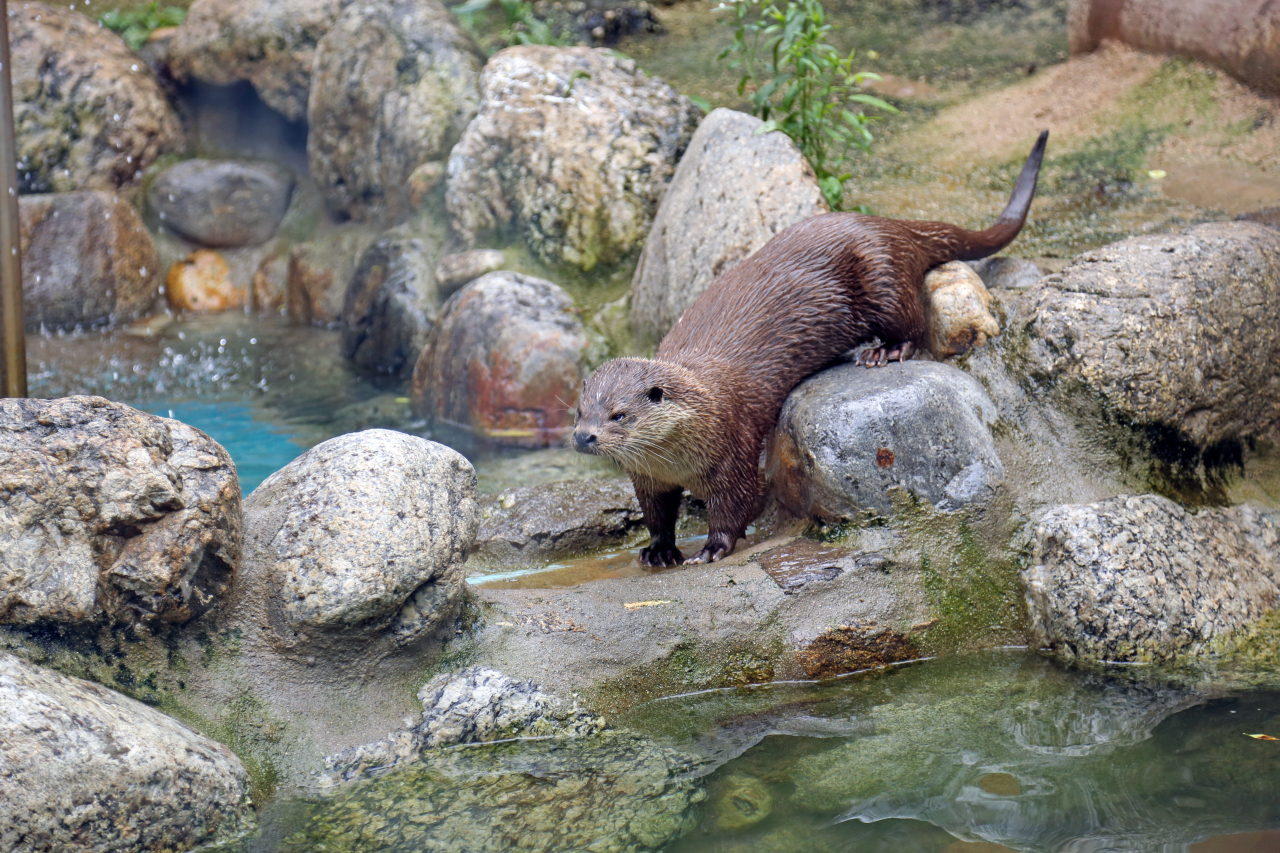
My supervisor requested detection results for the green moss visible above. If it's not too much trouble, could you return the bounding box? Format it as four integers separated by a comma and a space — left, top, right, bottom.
161, 692, 286, 806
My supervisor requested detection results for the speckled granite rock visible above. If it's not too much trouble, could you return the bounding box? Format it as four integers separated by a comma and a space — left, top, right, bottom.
1022, 221, 1280, 446
0, 396, 241, 628
147, 159, 295, 248
0, 651, 252, 852
445, 46, 701, 270
241, 430, 479, 656
630, 108, 827, 343
767, 361, 1005, 519
318, 667, 606, 783
10, 3, 185, 193
1025, 494, 1280, 663
308, 0, 484, 221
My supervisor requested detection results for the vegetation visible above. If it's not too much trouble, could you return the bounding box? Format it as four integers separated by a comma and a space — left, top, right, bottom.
452, 0, 568, 51
718, 0, 897, 209
98, 1, 186, 51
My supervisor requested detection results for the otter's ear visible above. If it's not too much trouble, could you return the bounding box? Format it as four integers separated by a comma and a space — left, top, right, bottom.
648, 387, 663, 404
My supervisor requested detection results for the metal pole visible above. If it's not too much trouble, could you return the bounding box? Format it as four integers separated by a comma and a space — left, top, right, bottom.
0, 0, 25, 398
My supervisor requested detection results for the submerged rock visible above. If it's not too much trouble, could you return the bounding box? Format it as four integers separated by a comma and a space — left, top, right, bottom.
240, 430, 479, 657
630, 108, 828, 344
1025, 495, 1280, 663
0, 652, 252, 853
768, 361, 1005, 519
0, 396, 241, 628
20, 191, 161, 330
410, 271, 589, 447
10, 3, 185, 193
148, 159, 295, 248
308, 0, 484, 221
1022, 221, 1280, 447
446, 46, 701, 270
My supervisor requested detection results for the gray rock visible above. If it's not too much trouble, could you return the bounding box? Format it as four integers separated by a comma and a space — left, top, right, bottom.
410, 271, 588, 447
168, 0, 356, 121
242, 429, 479, 655
318, 666, 606, 783
1025, 494, 1280, 663
147, 159, 295, 248
965, 255, 1044, 290
435, 248, 507, 297
472, 478, 645, 568
342, 225, 446, 375
20, 191, 162, 330
0, 652, 252, 853
308, 0, 484, 222
10, 4, 185, 194
630, 108, 828, 344
446, 46, 701, 271
0, 396, 241, 628
767, 361, 1005, 519
1022, 221, 1280, 446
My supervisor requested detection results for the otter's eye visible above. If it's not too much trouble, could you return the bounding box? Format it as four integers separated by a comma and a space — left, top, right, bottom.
610, 412, 626, 422
648, 387, 663, 404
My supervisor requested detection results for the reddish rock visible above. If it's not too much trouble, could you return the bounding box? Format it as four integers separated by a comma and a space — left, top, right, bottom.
166, 250, 245, 313
794, 624, 923, 679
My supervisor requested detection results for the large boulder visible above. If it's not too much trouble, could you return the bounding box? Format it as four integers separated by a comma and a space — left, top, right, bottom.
410, 272, 589, 447
168, 0, 355, 121
0, 396, 241, 628
147, 159, 295, 248
20, 191, 161, 329
1022, 221, 1280, 447
308, 0, 485, 222
1025, 495, 1280, 663
10, 3, 185, 194
240, 430, 479, 658
630, 108, 828, 344
445, 46, 701, 271
0, 652, 252, 853
767, 361, 1005, 519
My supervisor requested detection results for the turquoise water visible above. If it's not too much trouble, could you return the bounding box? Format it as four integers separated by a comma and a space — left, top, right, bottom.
145, 400, 304, 494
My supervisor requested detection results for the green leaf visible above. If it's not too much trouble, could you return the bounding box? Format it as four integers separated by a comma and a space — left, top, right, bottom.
688, 95, 712, 112
849, 93, 899, 113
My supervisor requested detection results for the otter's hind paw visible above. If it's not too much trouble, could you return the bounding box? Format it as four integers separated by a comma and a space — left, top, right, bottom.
639, 545, 685, 567
686, 533, 736, 565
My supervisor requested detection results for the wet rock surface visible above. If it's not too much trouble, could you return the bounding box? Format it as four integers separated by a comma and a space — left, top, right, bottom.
148, 159, 295, 248
308, 0, 484, 221
1025, 494, 1280, 663
923, 261, 1002, 358
1022, 221, 1280, 447
286, 224, 379, 326
0, 396, 241, 627
10, 3, 185, 193
241, 430, 479, 656
446, 45, 701, 270
20, 191, 161, 330
768, 361, 1005, 519
0, 651, 252, 853
435, 248, 507, 296
410, 271, 589, 447
966, 256, 1044, 290
630, 108, 828, 343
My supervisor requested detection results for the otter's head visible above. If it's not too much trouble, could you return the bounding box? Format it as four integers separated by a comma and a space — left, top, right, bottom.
572, 358, 703, 478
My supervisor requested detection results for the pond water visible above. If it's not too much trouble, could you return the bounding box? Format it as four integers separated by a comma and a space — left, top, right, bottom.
220, 651, 1280, 852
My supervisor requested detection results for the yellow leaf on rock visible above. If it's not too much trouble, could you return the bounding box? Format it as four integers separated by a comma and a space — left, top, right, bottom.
1244, 733, 1279, 740
624, 600, 671, 610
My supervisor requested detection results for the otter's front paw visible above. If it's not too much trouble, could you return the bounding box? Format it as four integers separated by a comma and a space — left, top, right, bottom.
685, 533, 735, 564
639, 545, 685, 567
856, 340, 914, 368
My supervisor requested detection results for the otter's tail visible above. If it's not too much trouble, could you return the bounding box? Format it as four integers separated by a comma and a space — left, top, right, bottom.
944, 129, 1048, 261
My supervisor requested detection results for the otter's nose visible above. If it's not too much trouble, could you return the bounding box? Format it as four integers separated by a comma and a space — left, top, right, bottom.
573, 431, 597, 452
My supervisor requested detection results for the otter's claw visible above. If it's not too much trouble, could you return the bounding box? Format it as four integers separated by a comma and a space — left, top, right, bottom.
640, 545, 685, 567
685, 532, 734, 565
857, 340, 914, 368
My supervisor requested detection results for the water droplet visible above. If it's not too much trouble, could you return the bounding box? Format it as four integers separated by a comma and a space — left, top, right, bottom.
113, 114, 120, 121
140, 267, 147, 276
131, 65, 138, 72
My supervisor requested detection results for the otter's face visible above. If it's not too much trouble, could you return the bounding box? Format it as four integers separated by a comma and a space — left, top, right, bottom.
571, 358, 696, 478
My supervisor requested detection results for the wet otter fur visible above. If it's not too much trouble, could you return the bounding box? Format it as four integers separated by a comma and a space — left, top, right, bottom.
574, 131, 1048, 566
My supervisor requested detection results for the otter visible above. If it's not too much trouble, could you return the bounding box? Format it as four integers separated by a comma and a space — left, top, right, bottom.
573, 131, 1048, 566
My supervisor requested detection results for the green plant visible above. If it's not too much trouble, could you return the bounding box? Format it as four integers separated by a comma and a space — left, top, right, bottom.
99, 2, 186, 52
452, 0, 567, 48
718, 0, 897, 209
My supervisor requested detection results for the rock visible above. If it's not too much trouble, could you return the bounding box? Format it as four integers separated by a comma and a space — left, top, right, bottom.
471, 478, 645, 568
1022, 221, 1280, 447
147, 159, 295, 248
0, 652, 251, 852
10, 3, 185, 193
1024, 494, 1280, 663
168, 0, 356, 121
19, 191, 161, 330
166, 249, 246, 313
767, 361, 1005, 519
0, 396, 241, 627
1238, 207, 1280, 229
410, 271, 589, 447
342, 228, 445, 375
966, 256, 1044, 290
241, 429, 479, 656
318, 667, 606, 783
710, 774, 773, 831
630, 108, 828, 343
435, 248, 507, 297
923, 261, 1002, 358
446, 46, 701, 271
408, 160, 447, 209
308, 0, 485, 221
793, 623, 923, 679
252, 253, 289, 313
286, 224, 379, 325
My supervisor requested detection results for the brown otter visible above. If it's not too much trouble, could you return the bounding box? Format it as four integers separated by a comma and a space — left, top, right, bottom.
573, 131, 1048, 566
